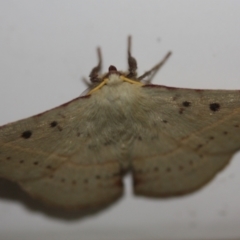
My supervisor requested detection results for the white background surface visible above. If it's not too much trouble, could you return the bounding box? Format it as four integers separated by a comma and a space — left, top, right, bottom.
0, 1, 240, 240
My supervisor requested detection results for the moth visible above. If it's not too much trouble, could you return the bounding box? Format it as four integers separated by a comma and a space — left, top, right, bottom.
0, 37, 240, 210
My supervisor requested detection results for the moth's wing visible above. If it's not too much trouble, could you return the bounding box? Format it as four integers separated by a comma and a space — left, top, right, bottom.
132, 85, 240, 197
0, 96, 123, 209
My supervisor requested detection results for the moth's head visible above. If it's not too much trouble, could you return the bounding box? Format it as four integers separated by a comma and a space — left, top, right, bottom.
84, 65, 144, 95
83, 36, 172, 96
103, 66, 126, 86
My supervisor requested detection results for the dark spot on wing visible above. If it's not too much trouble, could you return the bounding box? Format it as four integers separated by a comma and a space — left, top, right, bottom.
209, 103, 220, 112
50, 121, 58, 127
234, 124, 239, 128
33, 161, 39, 165
19, 160, 24, 164
138, 136, 142, 141
223, 131, 228, 135
182, 101, 191, 107
163, 120, 168, 123
209, 136, 214, 140
166, 167, 171, 172
21, 130, 32, 139
179, 108, 184, 114
95, 175, 101, 179
6, 156, 11, 160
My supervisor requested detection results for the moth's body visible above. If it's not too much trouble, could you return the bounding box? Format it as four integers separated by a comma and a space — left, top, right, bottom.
1, 38, 240, 210
83, 74, 146, 167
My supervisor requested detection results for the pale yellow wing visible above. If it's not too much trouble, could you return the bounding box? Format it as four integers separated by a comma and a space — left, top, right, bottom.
0, 96, 122, 209
131, 85, 240, 197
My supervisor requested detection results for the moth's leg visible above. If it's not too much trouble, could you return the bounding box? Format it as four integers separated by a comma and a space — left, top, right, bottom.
127, 36, 138, 79
89, 47, 102, 83
82, 77, 91, 87
138, 51, 172, 83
